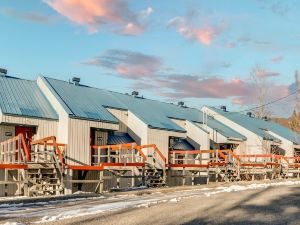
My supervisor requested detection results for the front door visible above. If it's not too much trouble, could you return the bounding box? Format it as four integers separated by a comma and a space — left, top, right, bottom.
15, 126, 34, 160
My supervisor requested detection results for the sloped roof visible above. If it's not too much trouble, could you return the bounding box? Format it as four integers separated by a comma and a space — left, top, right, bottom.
172, 139, 195, 150
0, 76, 58, 120
107, 132, 134, 145
43, 76, 200, 131
194, 118, 247, 141
41, 76, 247, 137
208, 106, 300, 144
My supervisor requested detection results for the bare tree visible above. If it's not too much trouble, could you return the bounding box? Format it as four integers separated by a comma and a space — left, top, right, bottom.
289, 71, 300, 132
249, 64, 272, 118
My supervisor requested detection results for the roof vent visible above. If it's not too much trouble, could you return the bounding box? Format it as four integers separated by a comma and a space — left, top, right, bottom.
0, 68, 7, 76
220, 105, 227, 112
132, 91, 139, 97
72, 77, 80, 86
247, 112, 253, 118
178, 101, 185, 107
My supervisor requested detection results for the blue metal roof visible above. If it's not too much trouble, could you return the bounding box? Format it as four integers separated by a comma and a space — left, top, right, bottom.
107, 132, 134, 145
0, 76, 58, 120
43, 77, 120, 123
172, 139, 195, 150
42, 77, 248, 137
194, 118, 247, 141
209, 107, 300, 144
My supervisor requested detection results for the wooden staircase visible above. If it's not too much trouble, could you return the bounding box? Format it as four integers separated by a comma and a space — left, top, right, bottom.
27, 137, 65, 196
144, 163, 166, 187
26, 162, 63, 196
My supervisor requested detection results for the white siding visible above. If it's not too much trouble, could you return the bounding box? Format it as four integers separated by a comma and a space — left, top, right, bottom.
267, 130, 294, 157
127, 111, 148, 145
186, 121, 210, 150
148, 128, 186, 160
106, 108, 128, 132
202, 106, 269, 154
0, 125, 15, 142
171, 118, 209, 150
1, 115, 57, 140
37, 77, 69, 144
66, 118, 118, 165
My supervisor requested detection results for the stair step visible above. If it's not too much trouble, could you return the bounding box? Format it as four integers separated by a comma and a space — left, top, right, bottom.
29, 189, 63, 193
29, 183, 61, 186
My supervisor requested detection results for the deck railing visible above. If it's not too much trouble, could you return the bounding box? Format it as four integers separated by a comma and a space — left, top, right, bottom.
0, 134, 30, 164
91, 143, 146, 166
137, 144, 167, 170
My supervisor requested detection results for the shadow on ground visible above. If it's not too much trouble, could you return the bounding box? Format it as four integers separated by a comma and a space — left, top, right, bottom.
183, 186, 300, 225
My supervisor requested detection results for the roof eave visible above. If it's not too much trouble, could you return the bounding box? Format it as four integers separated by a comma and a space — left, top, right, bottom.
148, 125, 186, 133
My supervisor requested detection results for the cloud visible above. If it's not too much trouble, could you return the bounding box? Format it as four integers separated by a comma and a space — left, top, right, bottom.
140, 7, 154, 18
225, 36, 271, 49
43, 0, 152, 35
83, 49, 162, 78
120, 22, 144, 36
257, 0, 291, 16
232, 84, 289, 105
152, 76, 253, 99
253, 67, 280, 78
271, 55, 284, 63
84, 49, 288, 107
1, 8, 53, 24
168, 16, 226, 45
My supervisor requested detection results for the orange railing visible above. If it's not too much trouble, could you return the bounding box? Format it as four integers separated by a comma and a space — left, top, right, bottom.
137, 144, 167, 170
31, 136, 65, 166
169, 149, 240, 168
237, 154, 282, 167
0, 134, 30, 164
91, 143, 147, 166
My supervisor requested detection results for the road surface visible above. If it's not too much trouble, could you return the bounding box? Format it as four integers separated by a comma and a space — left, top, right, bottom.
1, 180, 300, 225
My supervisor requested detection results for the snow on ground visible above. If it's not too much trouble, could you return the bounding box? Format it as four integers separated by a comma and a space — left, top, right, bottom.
1, 180, 300, 224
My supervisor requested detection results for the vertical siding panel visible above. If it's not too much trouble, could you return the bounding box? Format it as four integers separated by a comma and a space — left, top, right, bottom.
66, 118, 118, 166
0, 125, 15, 142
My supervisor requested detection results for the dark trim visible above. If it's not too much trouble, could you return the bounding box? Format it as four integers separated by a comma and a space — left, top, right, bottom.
148, 125, 186, 133
69, 115, 119, 125
1, 113, 58, 121
104, 105, 128, 111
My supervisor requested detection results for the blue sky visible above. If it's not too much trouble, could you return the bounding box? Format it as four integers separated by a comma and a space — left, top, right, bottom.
0, 0, 299, 116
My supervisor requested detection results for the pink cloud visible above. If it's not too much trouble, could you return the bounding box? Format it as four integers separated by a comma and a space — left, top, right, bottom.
232, 84, 289, 105
139, 75, 253, 99
253, 67, 280, 78
168, 17, 225, 45
271, 55, 284, 63
83, 49, 162, 79
44, 0, 151, 35
1, 8, 53, 24
84, 49, 289, 108
121, 22, 144, 36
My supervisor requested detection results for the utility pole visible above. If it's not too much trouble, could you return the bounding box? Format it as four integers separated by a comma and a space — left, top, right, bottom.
295, 70, 300, 114
290, 71, 300, 134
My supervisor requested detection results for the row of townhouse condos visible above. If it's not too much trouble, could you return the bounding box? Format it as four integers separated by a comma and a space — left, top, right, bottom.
0, 70, 300, 197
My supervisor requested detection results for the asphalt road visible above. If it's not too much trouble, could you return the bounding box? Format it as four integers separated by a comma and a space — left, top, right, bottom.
2, 180, 300, 225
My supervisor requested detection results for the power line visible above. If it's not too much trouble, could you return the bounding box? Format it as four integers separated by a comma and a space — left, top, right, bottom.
205, 87, 300, 116
238, 88, 300, 114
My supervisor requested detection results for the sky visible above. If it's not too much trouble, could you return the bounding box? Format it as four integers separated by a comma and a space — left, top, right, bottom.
0, 0, 300, 116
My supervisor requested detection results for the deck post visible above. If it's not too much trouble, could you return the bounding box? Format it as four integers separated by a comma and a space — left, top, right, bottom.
131, 168, 135, 187
64, 169, 73, 194
4, 169, 8, 196
23, 170, 29, 196
182, 168, 186, 186
98, 171, 104, 193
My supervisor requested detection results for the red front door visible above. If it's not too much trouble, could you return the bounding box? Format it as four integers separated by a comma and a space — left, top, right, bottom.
15, 126, 34, 160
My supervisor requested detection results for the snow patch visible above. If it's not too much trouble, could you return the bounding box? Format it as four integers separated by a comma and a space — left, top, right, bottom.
203, 181, 300, 197
1, 222, 24, 225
